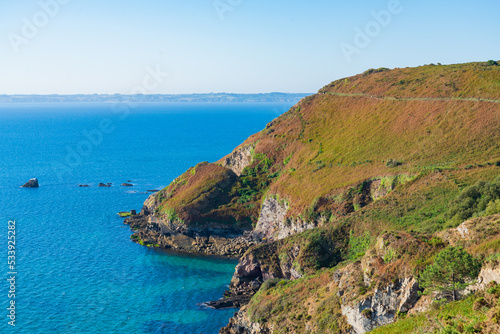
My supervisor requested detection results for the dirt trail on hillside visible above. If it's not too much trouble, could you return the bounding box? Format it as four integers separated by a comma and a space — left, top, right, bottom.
325, 92, 500, 104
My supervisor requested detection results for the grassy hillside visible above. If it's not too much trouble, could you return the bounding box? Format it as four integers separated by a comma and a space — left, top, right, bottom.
144, 61, 500, 333
155, 61, 499, 231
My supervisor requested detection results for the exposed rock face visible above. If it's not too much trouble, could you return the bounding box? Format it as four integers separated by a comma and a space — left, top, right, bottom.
477, 261, 500, 288
340, 277, 420, 334
252, 179, 402, 244
332, 249, 422, 334
254, 196, 315, 242
438, 214, 500, 246
220, 306, 272, 334
222, 145, 254, 176
125, 214, 255, 257
22, 178, 39, 188
228, 253, 263, 300
469, 260, 500, 292
219, 242, 304, 310
368, 179, 392, 201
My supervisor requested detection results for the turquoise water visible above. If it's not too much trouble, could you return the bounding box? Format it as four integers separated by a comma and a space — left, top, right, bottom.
0, 102, 291, 333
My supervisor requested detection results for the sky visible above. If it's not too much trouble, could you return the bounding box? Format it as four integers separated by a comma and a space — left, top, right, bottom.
0, 0, 499, 94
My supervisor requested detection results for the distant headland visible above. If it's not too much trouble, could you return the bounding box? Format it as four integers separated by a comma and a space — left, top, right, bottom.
0, 93, 311, 104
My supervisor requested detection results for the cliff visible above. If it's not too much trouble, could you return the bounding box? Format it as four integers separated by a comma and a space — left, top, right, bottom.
125, 61, 500, 333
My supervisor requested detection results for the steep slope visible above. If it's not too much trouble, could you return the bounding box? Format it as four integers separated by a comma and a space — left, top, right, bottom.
124, 61, 500, 333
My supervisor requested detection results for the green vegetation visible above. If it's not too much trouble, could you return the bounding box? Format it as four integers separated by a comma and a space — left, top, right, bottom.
420, 247, 482, 301
446, 179, 500, 226
118, 212, 132, 217
348, 230, 371, 260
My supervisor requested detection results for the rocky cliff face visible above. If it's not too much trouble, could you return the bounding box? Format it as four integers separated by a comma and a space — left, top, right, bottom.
253, 196, 316, 242
339, 275, 420, 334
220, 305, 272, 334
125, 213, 255, 257
476, 261, 500, 290
222, 145, 254, 176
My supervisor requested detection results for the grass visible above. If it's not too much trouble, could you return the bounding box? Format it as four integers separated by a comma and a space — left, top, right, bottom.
149, 62, 499, 231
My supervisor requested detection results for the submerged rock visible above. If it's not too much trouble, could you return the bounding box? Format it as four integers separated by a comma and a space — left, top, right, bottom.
121, 183, 133, 187
22, 178, 39, 188
98, 183, 111, 187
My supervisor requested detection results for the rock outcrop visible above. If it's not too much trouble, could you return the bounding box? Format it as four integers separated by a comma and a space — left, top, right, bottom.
219, 242, 304, 310
438, 214, 500, 246
21, 178, 39, 188
339, 276, 420, 334
222, 145, 254, 176
220, 305, 272, 334
468, 260, 500, 293
254, 196, 319, 242
125, 213, 255, 257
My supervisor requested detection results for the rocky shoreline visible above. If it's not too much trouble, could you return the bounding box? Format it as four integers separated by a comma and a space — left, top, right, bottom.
124, 211, 256, 258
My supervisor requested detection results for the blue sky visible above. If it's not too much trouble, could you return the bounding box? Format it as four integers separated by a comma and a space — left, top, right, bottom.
0, 0, 498, 94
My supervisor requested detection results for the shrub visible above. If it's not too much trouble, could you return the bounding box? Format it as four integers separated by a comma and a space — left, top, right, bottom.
486, 60, 498, 66
261, 278, 283, 292
348, 231, 372, 260
485, 199, 500, 216
447, 180, 500, 224
361, 309, 373, 318
386, 159, 401, 168
283, 154, 292, 166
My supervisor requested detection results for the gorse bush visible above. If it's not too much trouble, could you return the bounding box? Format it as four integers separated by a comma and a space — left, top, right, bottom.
447, 179, 500, 225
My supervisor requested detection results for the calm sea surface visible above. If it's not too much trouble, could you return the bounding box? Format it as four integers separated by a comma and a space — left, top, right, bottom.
0, 102, 292, 334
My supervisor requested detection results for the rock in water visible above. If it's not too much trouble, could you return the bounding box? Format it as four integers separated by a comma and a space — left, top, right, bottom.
22, 178, 39, 188
121, 183, 133, 187
98, 183, 111, 187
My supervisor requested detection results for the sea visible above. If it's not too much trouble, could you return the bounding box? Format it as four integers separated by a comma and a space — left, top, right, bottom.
0, 102, 292, 334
